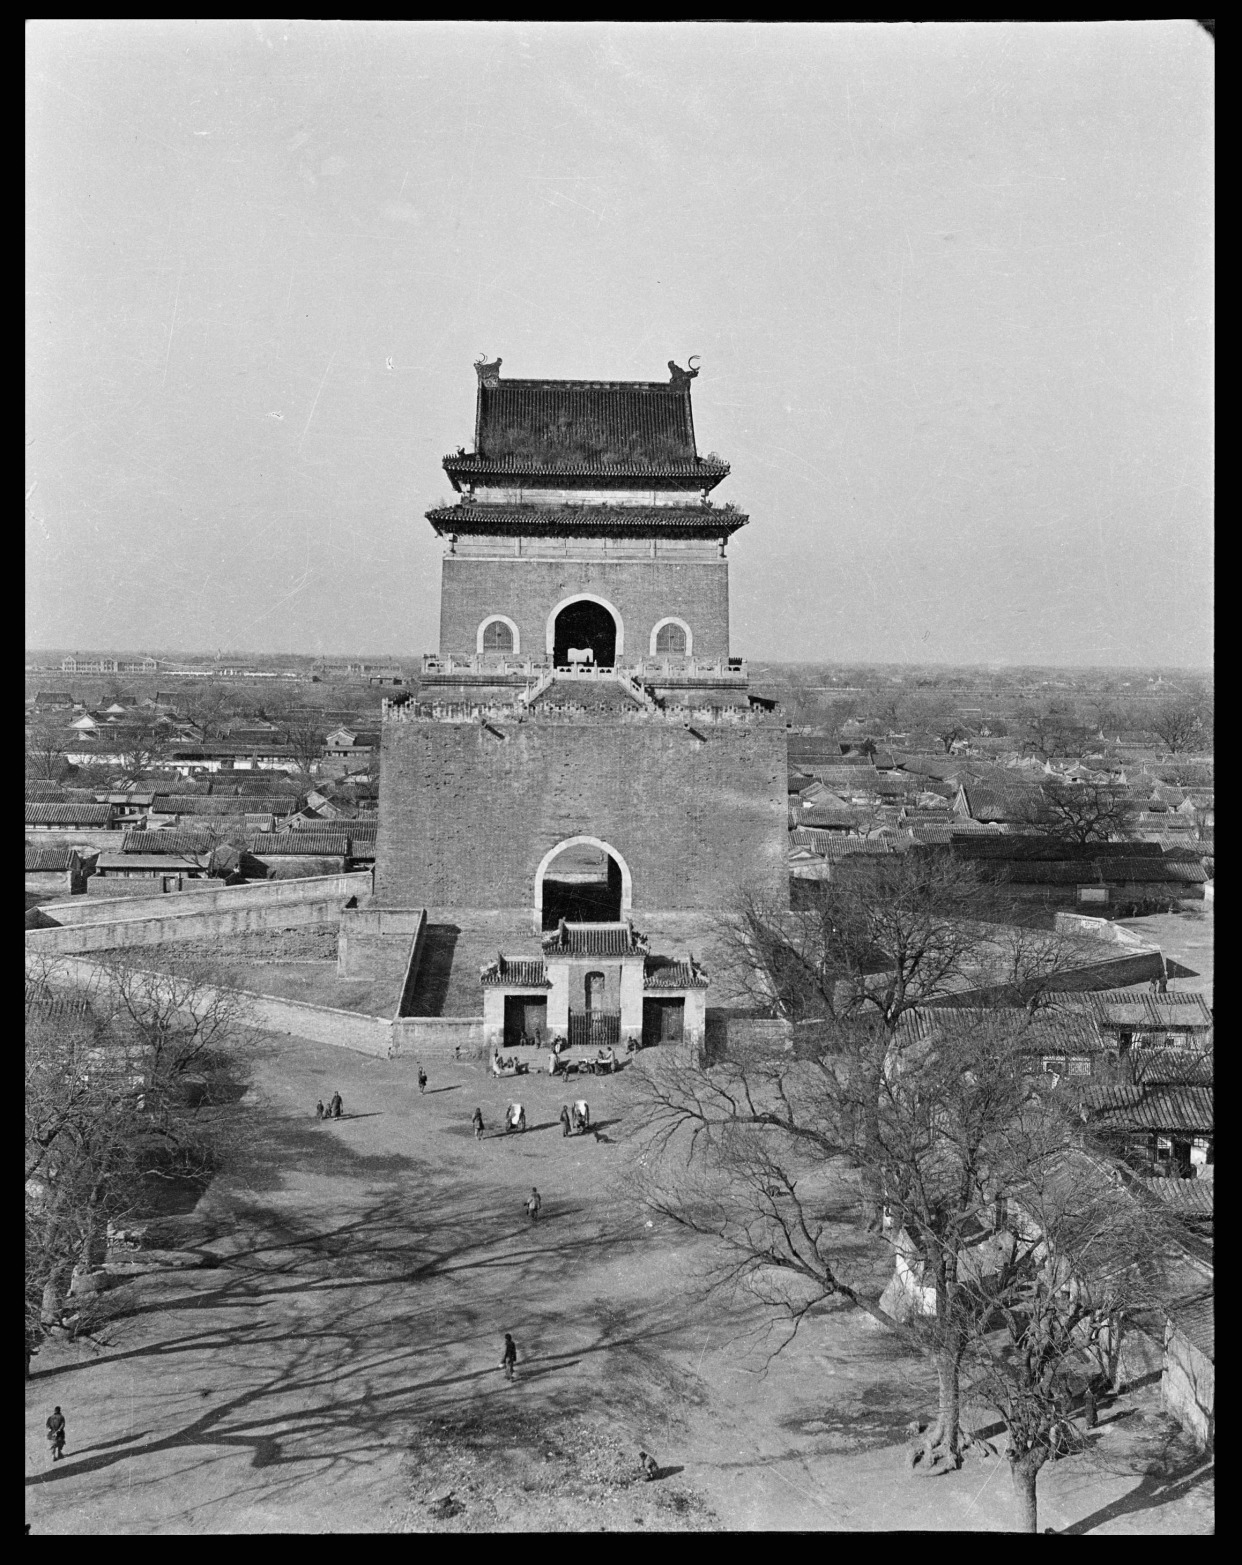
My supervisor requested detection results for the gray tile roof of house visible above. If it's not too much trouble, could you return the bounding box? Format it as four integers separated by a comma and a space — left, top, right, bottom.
95, 852, 208, 872
1128, 1051, 1213, 1086
789, 829, 898, 858
480, 958, 551, 989
120, 831, 217, 856
25, 845, 74, 872
26, 803, 113, 825
897, 1005, 1104, 1054
245, 834, 351, 856
1087, 991, 1213, 1028
1086, 1084, 1213, 1134
1135, 1179, 1213, 1217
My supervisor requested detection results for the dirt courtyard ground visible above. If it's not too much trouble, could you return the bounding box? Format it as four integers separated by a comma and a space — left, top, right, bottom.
26, 1035, 1213, 1534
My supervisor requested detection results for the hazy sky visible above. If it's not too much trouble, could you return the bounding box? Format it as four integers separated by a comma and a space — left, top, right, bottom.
27, 21, 1213, 666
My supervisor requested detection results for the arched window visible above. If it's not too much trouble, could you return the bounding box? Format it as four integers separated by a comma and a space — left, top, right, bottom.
655, 621, 687, 654
480, 617, 516, 653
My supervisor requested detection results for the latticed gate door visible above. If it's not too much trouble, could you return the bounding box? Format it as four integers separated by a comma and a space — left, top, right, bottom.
568, 1011, 621, 1049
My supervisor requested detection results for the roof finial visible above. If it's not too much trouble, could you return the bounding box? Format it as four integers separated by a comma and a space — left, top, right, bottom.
474, 354, 502, 387
668, 356, 700, 387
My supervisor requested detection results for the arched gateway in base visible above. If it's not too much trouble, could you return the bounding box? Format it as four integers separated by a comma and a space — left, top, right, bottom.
534, 834, 633, 929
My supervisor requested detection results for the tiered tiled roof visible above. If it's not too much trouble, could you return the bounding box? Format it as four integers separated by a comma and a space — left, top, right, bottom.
425, 503, 747, 537
473, 378, 699, 467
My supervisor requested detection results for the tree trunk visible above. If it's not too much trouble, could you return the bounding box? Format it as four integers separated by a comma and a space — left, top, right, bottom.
1009, 1449, 1046, 1532
910, 1341, 964, 1474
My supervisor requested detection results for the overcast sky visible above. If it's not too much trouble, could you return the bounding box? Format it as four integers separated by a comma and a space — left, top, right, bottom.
27, 21, 1212, 667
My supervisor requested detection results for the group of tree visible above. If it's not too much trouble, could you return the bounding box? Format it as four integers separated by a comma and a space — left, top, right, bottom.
25, 956, 249, 1357
635, 857, 1189, 1531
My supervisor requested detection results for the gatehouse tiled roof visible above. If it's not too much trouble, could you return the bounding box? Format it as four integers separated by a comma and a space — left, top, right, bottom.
541, 922, 645, 957
643, 959, 709, 989
480, 958, 550, 989
425, 503, 747, 536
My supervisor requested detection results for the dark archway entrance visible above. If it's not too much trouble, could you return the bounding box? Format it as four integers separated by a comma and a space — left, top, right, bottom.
540, 843, 623, 929
553, 600, 616, 668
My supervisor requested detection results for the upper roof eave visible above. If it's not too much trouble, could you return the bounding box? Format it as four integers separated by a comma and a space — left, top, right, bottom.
426, 503, 748, 536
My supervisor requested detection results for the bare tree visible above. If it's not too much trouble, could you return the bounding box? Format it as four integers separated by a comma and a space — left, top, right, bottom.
25, 954, 250, 1343
1019, 779, 1139, 844
26, 714, 70, 781
1144, 697, 1209, 755
958, 1137, 1180, 1531
636, 1007, 1084, 1478
283, 716, 326, 787
904, 695, 975, 755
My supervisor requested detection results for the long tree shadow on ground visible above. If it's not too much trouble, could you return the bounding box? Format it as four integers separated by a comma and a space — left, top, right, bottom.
27, 1083, 705, 1504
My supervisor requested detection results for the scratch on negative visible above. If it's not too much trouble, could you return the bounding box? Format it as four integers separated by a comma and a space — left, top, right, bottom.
161, 260, 185, 390
299, 355, 336, 453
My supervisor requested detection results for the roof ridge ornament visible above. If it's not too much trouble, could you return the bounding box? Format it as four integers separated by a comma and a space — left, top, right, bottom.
668, 356, 700, 387
474, 353, 502, 387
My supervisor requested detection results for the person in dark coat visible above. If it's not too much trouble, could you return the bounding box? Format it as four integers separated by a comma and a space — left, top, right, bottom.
472, 1107, 485, 1140
500, 1333, 517, 1381
418, 1067, 427, 1094
559, 1105, 571, 1138
329, 1092, 343, 1119
46, 1408, 66, 1462
639, 1450, 658, 1481
526, 1187, 542, 1221
315, 1100, 325, 1121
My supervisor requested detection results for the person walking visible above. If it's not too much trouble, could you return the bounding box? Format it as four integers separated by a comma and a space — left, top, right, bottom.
472, 1107, 485, 1141
526, 1187, 542, 1222
500, 1333, 517, 1382
559, 1104, 571, 1138
46, 1408, 66, 1462
329, 1092, 343, 1120
315, 1099, 325, 1121
418, 1066, 428, 1094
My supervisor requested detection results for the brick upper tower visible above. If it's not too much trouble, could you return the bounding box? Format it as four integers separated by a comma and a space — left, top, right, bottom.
375, 358, 788, 928
420, 357, 750, 706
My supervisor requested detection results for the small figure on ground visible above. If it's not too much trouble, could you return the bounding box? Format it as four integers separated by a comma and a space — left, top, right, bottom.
574, 1098, 590, 1131
1083, 1386, 1097, 1429
329, 1092, 343, 1120
315, 1099, 325, 1121
500, 1333, 517, 1382
472, 1107, 485, 1140
526, 1187, 542, 1221
46, 1407, 66, 1462
560, 1104, 571, 1138
506, 1102, 526, 1133
418, 1067, 428, 1095
639, 1450, 658, 1481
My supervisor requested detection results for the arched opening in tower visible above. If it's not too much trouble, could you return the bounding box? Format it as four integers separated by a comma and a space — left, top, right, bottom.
553, 600, 617, 669
540, 842, 623, 929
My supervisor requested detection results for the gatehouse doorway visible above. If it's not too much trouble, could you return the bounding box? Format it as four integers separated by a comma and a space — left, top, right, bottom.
642, 997, 685, 1048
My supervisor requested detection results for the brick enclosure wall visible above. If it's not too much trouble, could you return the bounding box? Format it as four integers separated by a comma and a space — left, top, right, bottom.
439, 557, 730, 658
375, 718, 789, 914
